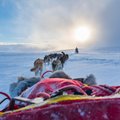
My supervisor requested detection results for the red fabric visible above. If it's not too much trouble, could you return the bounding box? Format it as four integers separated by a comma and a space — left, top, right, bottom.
21, 78, 120, 99
28, 78, 83, 99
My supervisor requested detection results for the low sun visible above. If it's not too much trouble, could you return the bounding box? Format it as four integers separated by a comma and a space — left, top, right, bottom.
74, 26, 92, 43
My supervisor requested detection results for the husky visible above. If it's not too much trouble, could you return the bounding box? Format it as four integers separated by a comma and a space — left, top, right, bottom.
30, 58, 43, 76
44, 55, 51, 65
58, 52, 69, 67
52, 59, 63, 71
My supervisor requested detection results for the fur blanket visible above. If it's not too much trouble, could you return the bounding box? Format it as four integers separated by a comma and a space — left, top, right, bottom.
9, 77, 40, 97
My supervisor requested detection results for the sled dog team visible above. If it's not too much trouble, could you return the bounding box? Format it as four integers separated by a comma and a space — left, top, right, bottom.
31, 52, 69, 76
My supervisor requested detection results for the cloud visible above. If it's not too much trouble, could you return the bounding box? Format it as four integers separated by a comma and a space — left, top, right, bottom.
2, 0, 120, 50
98, 0, 120, 47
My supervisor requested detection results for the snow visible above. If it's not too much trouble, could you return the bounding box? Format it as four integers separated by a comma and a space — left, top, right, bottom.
0, 49, 120, 96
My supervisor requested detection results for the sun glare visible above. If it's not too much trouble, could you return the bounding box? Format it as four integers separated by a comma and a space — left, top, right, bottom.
74, 26, 92, 43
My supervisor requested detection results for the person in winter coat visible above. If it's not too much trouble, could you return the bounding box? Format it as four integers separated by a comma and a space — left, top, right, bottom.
75, 47, 79, 54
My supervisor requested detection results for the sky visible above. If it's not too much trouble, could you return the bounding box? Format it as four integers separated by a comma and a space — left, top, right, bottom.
0, 0, 120, 50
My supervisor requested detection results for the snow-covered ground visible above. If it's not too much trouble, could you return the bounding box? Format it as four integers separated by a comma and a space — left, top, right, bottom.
0, 49, 120, 95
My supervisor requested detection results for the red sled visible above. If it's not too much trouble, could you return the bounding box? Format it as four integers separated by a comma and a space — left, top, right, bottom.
0, 78, 120, 120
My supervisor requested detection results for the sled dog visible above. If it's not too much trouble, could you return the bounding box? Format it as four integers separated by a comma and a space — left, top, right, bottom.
30, 58, 44, 76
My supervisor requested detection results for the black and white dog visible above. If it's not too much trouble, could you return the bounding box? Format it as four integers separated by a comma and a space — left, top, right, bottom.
52, 59, 63, 71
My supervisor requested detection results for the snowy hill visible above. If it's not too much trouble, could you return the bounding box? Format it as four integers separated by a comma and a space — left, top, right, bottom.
94, 47, 120, 53
0, 44, 55, 53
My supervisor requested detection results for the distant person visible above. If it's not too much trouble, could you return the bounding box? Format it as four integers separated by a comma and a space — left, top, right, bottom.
75, 47, 79, 54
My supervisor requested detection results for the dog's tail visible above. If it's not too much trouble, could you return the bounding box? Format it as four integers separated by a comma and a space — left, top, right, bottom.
30, 67, 37, 72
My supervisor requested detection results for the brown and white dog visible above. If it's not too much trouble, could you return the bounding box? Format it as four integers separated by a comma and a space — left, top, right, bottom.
30, 58, 44, 76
